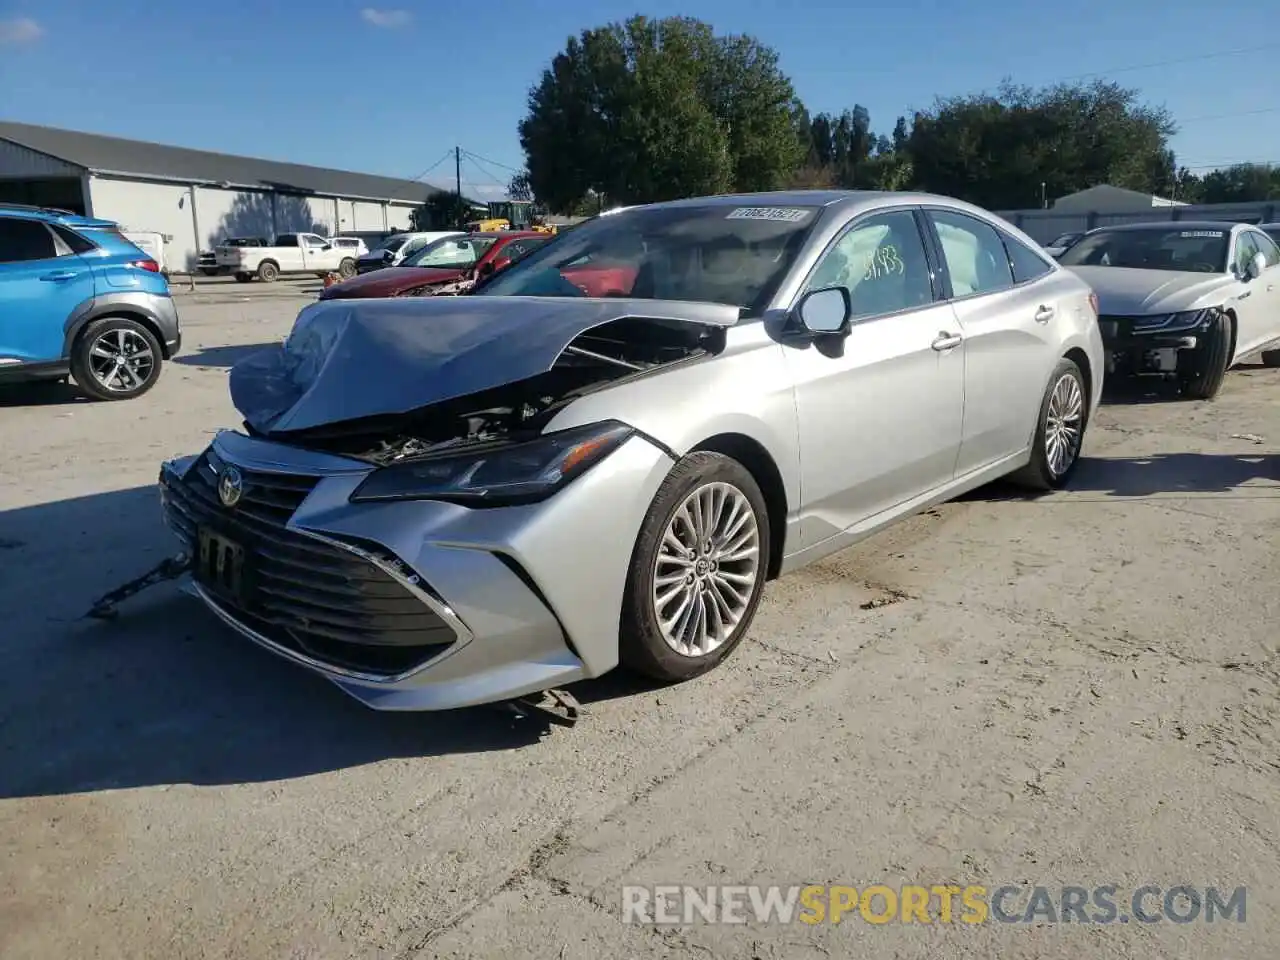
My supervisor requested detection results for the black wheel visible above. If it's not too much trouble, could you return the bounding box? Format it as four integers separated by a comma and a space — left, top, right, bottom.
1260, 348, 1280, 368
338, 257, 357, 279
1011, 357, 1087, 491
257, 260, 280, 283
620, 451, 771, 682
1178, 311, 1233, 399
69, 317, 163, 402
234, 272, 251, 283
199, 268, 217, 277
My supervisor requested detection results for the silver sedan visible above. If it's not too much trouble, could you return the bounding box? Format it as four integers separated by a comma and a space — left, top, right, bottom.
159, 190, 1104, 711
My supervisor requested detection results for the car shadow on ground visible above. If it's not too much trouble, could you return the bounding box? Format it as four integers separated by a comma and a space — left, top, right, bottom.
0, 380, 89, 408
967, 452, 1279, 502
173, 343, 279, 368
1100, 360, 1274, 405
0, 484, 631, 800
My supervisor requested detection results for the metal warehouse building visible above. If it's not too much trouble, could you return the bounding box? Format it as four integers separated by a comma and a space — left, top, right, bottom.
0, 121, 449, 272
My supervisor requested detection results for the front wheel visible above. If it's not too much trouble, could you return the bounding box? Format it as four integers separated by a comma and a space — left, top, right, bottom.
338, 257, 357, 279
620, 451, 771, 682
69, 317, 163, 401
1011, 357, 1087, 491
1178, 311, 1233, 399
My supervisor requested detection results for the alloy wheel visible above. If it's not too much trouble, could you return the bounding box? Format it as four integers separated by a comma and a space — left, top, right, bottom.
652, 481, 761, 657
1045, 372, 1084, 477
87, 329, 156, 394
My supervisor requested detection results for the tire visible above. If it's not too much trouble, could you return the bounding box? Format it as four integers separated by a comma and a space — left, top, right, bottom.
1178, 310, 1233, 400
1010, 356, 1087, 491
338, 257, 357, 279
1260, 348, 1280, 368
257, 260, 280, 283
69, 316, 164, 402
199, 268, 217, 277
620, 451, 771, 682
234, 272, 251, 283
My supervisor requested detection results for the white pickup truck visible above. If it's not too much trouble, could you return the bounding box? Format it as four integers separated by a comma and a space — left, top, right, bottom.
216, 232, 358, 283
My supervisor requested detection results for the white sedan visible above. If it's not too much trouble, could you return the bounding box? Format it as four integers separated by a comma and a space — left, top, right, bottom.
1059, 220, 1280, 397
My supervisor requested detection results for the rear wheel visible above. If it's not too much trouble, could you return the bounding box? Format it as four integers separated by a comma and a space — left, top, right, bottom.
620, 452, 770, 682
338, 257, 357, 279
234, 272, 251, 283
1011, 357, 1087, 491
1178, 311, 1233, 399
257, 260, 280, 283
69, 317, 163, 402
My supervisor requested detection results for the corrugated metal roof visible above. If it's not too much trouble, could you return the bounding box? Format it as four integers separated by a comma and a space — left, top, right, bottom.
0, 120, 463, 204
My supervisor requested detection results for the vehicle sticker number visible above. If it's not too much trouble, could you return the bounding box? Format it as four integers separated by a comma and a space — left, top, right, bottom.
1179, 230, 1224, 238
726, 207, 812, 223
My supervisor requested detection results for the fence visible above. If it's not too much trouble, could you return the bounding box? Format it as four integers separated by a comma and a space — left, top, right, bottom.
996, 201, 1280, 244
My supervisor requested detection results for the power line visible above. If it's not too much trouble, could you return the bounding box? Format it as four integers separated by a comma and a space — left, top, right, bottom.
1056, 41, 1280, 82
407, 149, 454, 182
462, 148, 523, 174
1178, 106, 1280, 124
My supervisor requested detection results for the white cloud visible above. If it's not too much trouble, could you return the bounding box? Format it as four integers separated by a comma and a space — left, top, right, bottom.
360, 8, 412, 28
0, 17, 43, 45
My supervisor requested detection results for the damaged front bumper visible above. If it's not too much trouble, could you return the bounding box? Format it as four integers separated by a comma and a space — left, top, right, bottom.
157, 428, 674, 711
1099, 309, 1218, 375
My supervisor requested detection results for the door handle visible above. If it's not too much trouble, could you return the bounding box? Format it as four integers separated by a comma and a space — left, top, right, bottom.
931, 331, 963, 351
1034, 305, 1055, 323
40, 270, 77, 281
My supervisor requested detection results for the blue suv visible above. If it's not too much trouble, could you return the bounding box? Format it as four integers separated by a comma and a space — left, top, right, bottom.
0, 204, 181, 400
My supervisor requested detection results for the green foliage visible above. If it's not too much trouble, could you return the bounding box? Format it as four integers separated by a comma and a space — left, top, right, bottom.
519, 15, 802, 211
507, 172, 533, 202
411, 191, 468, 230
1195, 163, 1280, 203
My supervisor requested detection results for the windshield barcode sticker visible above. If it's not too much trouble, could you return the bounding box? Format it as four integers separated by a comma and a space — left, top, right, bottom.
1180, 230, 1224, 238
726, 207, 812, 222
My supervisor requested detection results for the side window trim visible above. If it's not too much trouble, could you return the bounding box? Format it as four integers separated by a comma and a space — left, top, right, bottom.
788, 204, 943, 322
920, 205, 1018, 303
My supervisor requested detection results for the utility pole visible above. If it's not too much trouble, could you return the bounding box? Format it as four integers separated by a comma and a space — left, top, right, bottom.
454, 146, 463, 227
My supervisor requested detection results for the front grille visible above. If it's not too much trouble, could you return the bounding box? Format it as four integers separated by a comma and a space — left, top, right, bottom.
162, 452, 458, 677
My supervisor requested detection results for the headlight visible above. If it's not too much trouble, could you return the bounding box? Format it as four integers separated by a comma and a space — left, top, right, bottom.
1131, 307, 1219, 333
349, 420, 634, 506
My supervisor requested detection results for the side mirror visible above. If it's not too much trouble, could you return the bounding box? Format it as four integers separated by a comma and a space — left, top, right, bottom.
796, 286, 851, 335
1246, 251, 1266, 280
477, 261, 497, 278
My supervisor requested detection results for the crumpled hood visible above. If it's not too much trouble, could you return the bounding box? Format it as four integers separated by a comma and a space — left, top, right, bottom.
320, 266, 466, 300
1066, 266, 1235, 315
229, 295, 740, 436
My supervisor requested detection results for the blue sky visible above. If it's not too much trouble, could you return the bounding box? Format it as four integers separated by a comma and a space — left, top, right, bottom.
2, 1, 1277, 200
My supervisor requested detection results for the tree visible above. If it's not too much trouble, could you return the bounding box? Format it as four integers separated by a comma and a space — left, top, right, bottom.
411, 191, 468, 230
905, 80, 1177, 209
518, 15, 804, 210
507, 171, 533, 201
1197, 163, 1280, 203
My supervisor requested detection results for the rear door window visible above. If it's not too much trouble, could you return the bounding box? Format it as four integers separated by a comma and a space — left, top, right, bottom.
928, 210, 1016, 297
0, 217, 58, 262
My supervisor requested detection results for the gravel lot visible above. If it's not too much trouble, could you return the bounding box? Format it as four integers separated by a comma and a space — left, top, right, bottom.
1, 283, 1278, 960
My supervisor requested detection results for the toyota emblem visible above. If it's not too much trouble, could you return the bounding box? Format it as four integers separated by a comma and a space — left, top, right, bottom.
218, 464, 244, 508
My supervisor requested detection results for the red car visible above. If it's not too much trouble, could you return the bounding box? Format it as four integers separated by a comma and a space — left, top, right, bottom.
318, 231, 549, 301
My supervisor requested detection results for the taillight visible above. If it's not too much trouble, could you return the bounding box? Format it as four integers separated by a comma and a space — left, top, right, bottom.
131, 259, 160, 273
1087, 291, 1099, 316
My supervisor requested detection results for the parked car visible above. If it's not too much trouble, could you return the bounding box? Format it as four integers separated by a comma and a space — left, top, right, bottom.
327, 236, 369, 257
158, 189, 1102, 711
355, 231, 464, 274
1058, 220, 1280, 396
1044, 231, 1085, 258
198, 237, 269, 276
215, 232, 357, 282
321, 231, 552, 300
0, 203, 181, 400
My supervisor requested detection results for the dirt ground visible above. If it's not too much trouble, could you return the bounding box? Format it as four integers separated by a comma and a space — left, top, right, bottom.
1, 284, 1277, 960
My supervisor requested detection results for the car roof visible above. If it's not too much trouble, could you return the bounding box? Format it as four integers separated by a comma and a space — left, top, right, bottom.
1088, 220, 1241, 233
0, 203, 118, 229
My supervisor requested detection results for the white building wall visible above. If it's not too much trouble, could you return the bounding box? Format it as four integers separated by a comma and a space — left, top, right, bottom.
386, 202, 414, 230
272, 194, 335, 235
88, 176, 202, 271
351, 201, 385, 232
193, 185, 275, 247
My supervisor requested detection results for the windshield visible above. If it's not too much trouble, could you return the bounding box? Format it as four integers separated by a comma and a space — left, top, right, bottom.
472, 203, 821, 311
372, 235, 406, 254
1058, 227, 1229, 273
402, 235, 497, 268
